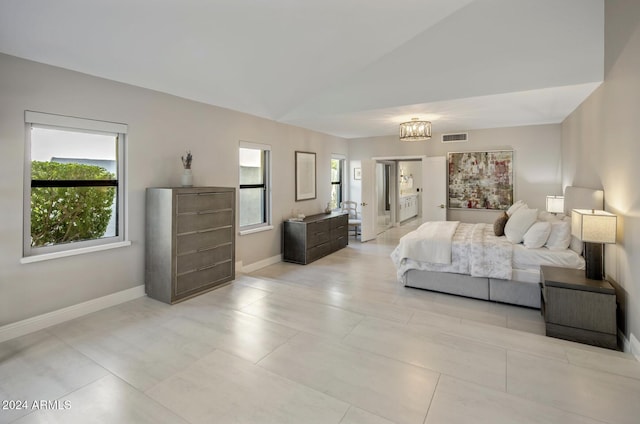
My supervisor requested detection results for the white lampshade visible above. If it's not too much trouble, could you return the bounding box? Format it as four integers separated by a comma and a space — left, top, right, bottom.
571, 209, 617, 243
546, 195, 564, 214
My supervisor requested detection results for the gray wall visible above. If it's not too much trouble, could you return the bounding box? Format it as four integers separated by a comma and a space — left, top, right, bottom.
348, 124, 563, 224
0, 53, 347, 327
561, 0, 640, 350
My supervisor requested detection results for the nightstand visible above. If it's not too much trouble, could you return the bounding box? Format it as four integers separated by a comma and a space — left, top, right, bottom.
540, 265, 618, 350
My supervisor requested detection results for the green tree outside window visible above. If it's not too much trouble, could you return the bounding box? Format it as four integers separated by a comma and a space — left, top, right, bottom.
30, 161, 116, 247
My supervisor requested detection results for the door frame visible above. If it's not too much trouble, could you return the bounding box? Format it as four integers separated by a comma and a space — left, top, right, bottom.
371, 155, 429, 227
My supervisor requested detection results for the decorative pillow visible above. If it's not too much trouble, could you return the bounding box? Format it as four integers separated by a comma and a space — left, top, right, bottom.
569, 235, 583, 255
504, 207, 538, 244
507, 200, 526, 217
523, 221, 552, 248
537, 210, 561, 222
545, 220, 572, 250
493, 212, 509, 236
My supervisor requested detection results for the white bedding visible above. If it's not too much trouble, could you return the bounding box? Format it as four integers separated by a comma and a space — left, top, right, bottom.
392, 223, 474, 278
391, 223, 513, 281
392, 222, 585, 283
393, 221, 459, 265
512, 244, 585, 271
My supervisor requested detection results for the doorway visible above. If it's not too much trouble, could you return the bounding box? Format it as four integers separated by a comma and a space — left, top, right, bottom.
358, 156, 445, 242
376, 161, 396, 235
398, 159, 422, 224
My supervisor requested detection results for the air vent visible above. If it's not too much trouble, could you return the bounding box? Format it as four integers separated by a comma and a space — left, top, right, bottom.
441, 133, 468, 143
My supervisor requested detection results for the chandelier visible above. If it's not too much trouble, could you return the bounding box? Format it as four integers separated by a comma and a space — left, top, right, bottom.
399, 118, 432, 141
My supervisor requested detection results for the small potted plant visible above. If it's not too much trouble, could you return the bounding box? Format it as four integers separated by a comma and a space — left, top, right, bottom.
181, 150, 193, 187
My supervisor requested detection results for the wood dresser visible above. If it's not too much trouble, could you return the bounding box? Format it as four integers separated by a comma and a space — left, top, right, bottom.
145, 187, 235, 304
283, 212, 348, 264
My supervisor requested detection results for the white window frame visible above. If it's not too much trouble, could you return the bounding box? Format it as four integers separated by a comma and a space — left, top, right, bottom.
238, 141, 273, 235
22, 111, 129, 263
331, 154, 346, 210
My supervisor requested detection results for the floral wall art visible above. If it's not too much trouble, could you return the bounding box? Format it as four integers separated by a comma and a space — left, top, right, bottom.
448, 150, 513, 210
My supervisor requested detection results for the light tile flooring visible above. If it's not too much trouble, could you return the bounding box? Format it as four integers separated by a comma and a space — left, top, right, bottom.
2, 223, 640, 423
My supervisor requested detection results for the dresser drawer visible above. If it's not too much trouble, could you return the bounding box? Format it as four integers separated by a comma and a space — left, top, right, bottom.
307, 242, 332, 263
176, 209, 233, 234
176, 226, 233, 255
331, 214, 348, 228
307, 221, 330, 247
330, 225, 347, 239
176, 192, 233, 214
331, 235, 348, 251
307, 220, 329, 234
177, 243, 233, 275
176, 261, 233, 297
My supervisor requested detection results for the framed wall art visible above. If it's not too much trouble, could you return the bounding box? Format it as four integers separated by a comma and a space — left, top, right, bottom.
295, 151, 316, 201
447, 150, 514, 210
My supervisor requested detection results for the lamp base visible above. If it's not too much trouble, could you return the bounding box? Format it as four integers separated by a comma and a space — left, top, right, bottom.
584, 242, 603, 280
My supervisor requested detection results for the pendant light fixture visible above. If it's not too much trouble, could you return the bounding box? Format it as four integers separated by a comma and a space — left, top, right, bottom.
399, 118, 432, 141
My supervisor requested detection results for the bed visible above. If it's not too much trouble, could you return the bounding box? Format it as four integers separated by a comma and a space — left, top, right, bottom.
391, 186, 604, 308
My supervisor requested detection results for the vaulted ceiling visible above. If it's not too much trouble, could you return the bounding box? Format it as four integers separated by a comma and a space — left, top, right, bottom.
0, 0, 604, 138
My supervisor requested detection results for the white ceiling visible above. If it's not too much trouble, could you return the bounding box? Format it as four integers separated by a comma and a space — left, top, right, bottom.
0, 0, 604, 139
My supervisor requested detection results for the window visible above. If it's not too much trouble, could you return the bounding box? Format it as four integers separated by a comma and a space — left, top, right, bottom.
23, 111, 127, 260
239, 142, 271, 232
330, 157, 344, 210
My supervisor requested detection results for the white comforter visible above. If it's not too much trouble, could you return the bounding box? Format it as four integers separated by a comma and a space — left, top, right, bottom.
391, 223, 513, 282
392, 221, 459, 265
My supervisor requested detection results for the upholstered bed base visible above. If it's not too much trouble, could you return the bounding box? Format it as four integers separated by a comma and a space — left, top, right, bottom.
404, 269, 541, 309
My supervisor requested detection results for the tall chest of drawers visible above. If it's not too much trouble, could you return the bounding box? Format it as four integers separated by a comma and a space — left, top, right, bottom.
145, 187, 235, 304
282, 212, 348, 264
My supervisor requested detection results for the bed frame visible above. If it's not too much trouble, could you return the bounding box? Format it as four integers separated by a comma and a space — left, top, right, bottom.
403, 186, 604, 309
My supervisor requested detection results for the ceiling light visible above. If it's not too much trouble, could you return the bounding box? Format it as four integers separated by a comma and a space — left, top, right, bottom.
399, 118, 432, 141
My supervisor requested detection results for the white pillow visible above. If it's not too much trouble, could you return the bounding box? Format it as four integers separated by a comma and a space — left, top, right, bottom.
537, 210, 561, 222
504, 207, 538, 244
569, 235, 583, 255
545, 220, 572, 250
507, 200, 526, 217
523, 221, 552, 248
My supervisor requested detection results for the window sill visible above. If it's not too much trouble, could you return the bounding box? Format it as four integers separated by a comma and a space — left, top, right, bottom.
20, 241, 132, 264
239, 225, 273, 236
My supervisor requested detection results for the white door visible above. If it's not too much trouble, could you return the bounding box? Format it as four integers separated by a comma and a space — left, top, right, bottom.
360, 159, 377, 242
422, 156, 447, 221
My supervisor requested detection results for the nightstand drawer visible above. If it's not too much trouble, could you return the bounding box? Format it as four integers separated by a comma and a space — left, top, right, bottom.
545, 286, 616, 334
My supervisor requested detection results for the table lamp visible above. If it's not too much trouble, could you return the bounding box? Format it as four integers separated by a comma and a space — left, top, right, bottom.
571, 209, 617, 280
546, 195, 565, 214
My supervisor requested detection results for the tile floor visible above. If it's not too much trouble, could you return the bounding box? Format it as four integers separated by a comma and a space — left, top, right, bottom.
1, 223, 639, 423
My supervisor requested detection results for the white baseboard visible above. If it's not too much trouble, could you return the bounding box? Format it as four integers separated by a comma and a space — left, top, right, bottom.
239, 254, 282, 274
630, 333, 640, 362
0, 285, 145, 343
